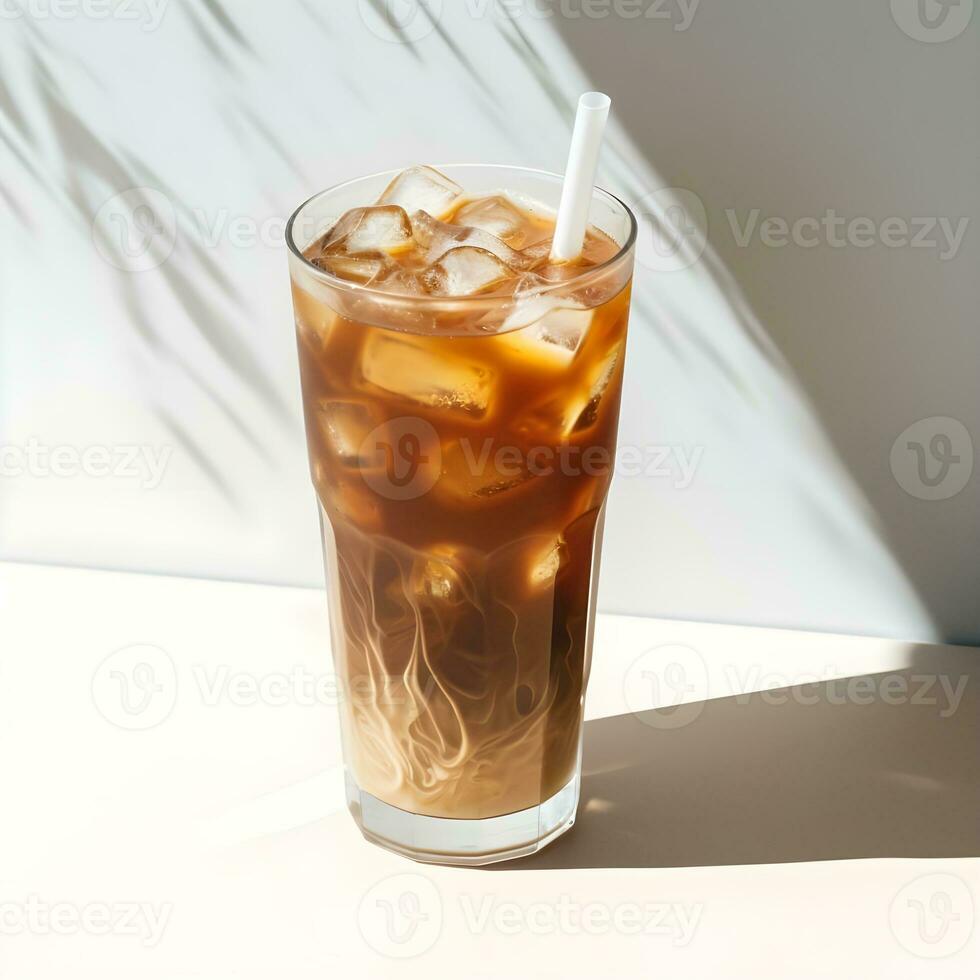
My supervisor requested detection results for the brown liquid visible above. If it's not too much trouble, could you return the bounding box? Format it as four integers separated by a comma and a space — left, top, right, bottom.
293, 172, 631, 819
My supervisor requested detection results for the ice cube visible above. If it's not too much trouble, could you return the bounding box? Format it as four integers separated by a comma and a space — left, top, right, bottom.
291, 282, 338, 350
411, 211, 523, 269
323, 475, 381, 530
337, 485, 381, 529
499, 306, 593, 370
312, 252, 390, 283
459, 227, 526, 268
518, 238, 606, 282
436, 439, 531, 502
500, 275, 571, 331
512, 341, 620, 441
570, 398, 600, 433
413, 547, 462, 600
571, 343, 623, 433
454, 195, 529, 246
409, 210, 468, 262
518, 239, 553, 268
372, 266, 426, 295
528, 536, 566, 587
378, 165, 463, 219
361, 332, 494, 417
513, 397, 568, 444
317, 399, 378, 465
520, 229, 618, 283
530, 260, 586, 283
538, 307, 592, 353
421, 246, 513, 297
321, 205, 413, 256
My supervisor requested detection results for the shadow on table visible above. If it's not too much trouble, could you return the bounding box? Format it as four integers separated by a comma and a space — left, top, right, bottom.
493, 645, 980, 870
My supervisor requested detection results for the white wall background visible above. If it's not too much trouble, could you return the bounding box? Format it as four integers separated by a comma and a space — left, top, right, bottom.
0, 1, 976, 644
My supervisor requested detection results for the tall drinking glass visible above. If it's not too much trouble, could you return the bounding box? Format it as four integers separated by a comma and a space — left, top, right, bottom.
287, 165, 636, 865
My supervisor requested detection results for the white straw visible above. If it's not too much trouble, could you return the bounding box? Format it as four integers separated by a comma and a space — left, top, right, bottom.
550, 91, 611, 263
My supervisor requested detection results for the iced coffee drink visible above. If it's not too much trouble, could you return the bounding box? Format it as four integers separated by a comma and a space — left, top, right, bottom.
288, 164, 635, 864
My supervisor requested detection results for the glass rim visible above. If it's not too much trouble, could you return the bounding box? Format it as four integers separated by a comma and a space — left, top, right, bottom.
285, 163, 638, 308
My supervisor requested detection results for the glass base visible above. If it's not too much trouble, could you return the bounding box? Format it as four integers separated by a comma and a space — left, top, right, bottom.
346, 772, 580, 867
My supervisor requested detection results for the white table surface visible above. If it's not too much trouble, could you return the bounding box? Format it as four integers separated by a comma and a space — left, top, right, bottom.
1, 561, 977, 979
